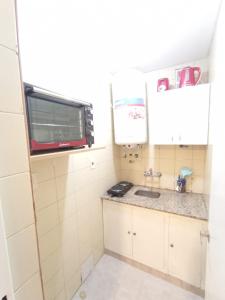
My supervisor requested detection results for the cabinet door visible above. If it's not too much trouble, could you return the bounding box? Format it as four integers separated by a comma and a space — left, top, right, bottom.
103, 201, 132, 258
148, 84, 210, 145
132, 207, 166, 272
148, 90, 176, 144
175, 84, 210, 145
168, 215, 204, 287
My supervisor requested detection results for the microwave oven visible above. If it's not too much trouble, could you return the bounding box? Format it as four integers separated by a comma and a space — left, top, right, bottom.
24, 83, 94, 154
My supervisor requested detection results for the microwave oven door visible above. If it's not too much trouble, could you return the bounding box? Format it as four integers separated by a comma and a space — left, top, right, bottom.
27, 95, 87, 152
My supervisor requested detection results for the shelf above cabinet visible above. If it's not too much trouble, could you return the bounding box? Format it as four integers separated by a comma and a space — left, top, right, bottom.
29, 144, 106, 162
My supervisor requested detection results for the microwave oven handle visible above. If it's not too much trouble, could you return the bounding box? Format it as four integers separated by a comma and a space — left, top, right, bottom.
25, 84, 91, 107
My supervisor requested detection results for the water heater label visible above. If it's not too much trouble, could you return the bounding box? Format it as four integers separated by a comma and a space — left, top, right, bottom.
115, 97, 144, 107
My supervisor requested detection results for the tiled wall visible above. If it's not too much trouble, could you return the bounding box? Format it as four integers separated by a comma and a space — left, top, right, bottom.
118, 145, 206, 193
0, 1, 43, 299
31, 146, 118, 299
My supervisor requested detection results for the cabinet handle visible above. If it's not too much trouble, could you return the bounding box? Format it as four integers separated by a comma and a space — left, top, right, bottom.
133, 232, 136, 236
128, 231, 131, 235
170, 244, 174, 248
179, 136, 182, 142
171, 136, 174, 142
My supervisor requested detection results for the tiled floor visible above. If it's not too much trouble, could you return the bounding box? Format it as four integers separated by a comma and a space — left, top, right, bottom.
73, 255, 203, 300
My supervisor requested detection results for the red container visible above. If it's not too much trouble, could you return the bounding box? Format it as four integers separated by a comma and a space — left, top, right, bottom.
179, 66, 201, 88
157, 78, 169, 92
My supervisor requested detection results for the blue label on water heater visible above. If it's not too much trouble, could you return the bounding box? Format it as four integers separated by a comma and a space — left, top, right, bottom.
115, 97, 144, 107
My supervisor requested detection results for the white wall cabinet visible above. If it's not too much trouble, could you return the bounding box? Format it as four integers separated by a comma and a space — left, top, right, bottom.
148, 84, 210, 145
103, 200, 207, 289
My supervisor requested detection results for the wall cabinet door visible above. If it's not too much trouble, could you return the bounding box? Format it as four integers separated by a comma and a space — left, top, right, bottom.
175, 84, 210, 145
148, 84, 210, 145
103, 201, 132, 258
168, 215, 206, 288
132, 207, 166, 272
148, 90, 176, 144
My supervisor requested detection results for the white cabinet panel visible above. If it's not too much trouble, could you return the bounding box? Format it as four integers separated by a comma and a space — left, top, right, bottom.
103, 201, 132, 258
175, 85, 210, 145
148, 84, 210, 145
103, 200, 207, 289
168, 215, 205, 287
0, 0, 17, 51
148, 90, 176, 144
132, 207, 166, 272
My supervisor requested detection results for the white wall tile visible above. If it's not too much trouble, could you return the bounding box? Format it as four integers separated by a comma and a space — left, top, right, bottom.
65, 270, 81, 300
36, 203, 59, 237
7, 225, 39, 290
43, 269, 64, 300
0, 0, 17, 50
118, 145, 206, 193
0, 47, 23, 114
30, 147, 117, 299
41, 248, 63, 283
38, 226, 61, 261
55, 174, 76, 200
14, 272, 43, 300
0, 113, 29, 178
31, 160, 54, 184
58, 195, 76, 222
54, 289, 67, 300
53, 156, 74, 177
33, 179, 57, 211
0, 173, 34, 237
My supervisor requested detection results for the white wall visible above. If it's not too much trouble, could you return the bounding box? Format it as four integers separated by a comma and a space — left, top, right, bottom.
0, 204, 13, 300
0, 1, 43, 300
17, 0, 113, 148
16, 1, 120, 299
205, 1, 225, 299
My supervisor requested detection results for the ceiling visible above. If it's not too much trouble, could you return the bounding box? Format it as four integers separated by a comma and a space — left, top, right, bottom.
17, 0, 221, 75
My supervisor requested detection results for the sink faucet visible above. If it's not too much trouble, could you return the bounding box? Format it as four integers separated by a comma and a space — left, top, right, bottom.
144, 168, 162, 178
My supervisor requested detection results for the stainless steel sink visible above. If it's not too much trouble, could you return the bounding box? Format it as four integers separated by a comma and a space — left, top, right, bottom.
134, 190, 160, 198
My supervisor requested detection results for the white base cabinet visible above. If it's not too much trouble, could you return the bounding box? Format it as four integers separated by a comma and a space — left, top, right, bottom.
168, 214, 207, 288
103, 200, 207, 289
132, 207, 166, 273
103, 201, 133, 258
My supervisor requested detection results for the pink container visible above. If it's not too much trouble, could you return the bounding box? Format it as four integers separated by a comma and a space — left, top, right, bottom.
157, 78, 169, 92
179, 66, 201, 87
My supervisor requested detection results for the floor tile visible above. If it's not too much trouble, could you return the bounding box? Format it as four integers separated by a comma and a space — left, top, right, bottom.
73, 255, 203, 300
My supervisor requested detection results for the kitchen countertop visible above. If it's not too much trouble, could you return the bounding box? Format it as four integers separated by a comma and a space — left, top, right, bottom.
102, 185, 208, 221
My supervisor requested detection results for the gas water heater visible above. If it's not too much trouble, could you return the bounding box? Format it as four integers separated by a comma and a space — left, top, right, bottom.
112, 69, 147, 145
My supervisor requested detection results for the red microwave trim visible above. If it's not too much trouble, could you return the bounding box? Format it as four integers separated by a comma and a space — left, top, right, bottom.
31, 138, 87, 151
